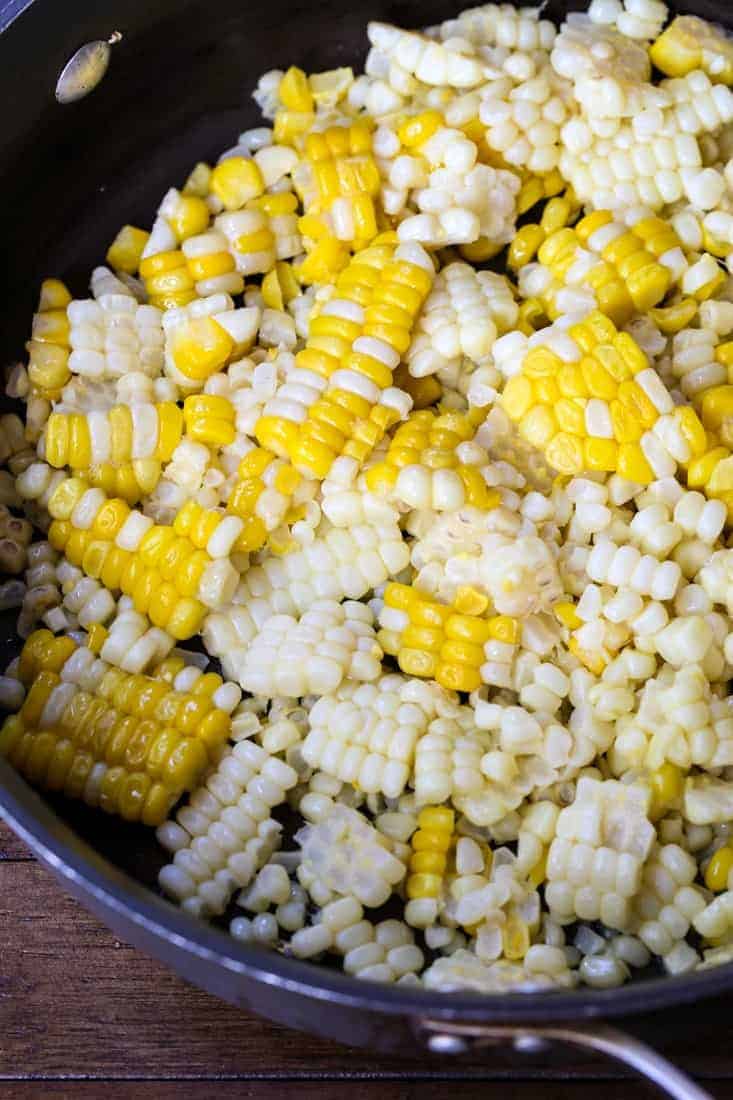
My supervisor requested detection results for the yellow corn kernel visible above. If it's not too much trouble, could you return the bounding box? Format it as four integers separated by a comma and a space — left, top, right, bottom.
170, 317, 234, 381
716, 341, 733, 368
617, 442, 654, 483
701, 385, 733, 433
705, 846, 733, 892
210, 157, 264, 211
459, 237, 503, 263
518, 405, 557, 449
296, 237, 350, 285
488, 615, 520, 644
38, 278, 72, 312
649, 299, 698, 334
274, 108, 315, 144
545, 432, 584, 476
651, 16, 733, 83
418, 806, 454, 832
585, 437, 619, 472
410, 850, 447, 874
412, 828, 451, 853
406, 872, 442, 899
398, 111, 443, 148
517, 176, 545, 216
555, 601, 582, 630
436, 661, 481, 693
508, 224, 546, 271
398, 648, 437, 679
183, 162, 212, 197
453, 586, 490, 617
502, 913, 530, 960
279, 66, 314, 112
168, 195, 210, 241
105, 225, 150, 273
500, 374, 535, 421
649, 762, 684, 822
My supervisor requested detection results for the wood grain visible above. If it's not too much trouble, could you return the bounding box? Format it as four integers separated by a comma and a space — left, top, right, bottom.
1, 818, 732, 1097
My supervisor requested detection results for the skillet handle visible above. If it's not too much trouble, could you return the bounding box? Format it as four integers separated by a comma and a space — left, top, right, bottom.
416, 1019, 713, 1100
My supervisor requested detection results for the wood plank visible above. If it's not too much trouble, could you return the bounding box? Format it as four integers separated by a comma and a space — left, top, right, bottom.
0, 819, 33, 861
1, 847, 733, 1085
2, 1084, 731, 1100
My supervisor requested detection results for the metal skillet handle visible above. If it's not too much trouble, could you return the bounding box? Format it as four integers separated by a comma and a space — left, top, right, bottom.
416, 1019, 713, 1100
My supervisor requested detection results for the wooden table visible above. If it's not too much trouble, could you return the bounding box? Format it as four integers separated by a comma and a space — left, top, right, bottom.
3, 818, 733, 1100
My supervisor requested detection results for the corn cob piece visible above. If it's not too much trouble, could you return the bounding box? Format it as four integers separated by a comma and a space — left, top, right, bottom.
545, 776, 655, 931
66, 293, 164, 380
43, 401, 182, 498
302, 673, 443, 799
293, 122, 380, 242
181, 230, 245, 297
288, 240, 434, 479
255, 237, 395, 455
44, 474, 239, 638
519, 212, 677, 325
404, 806, 455, 929
477, 63, 572, 177
378, 581, 519, 693
406, 263, 518, 379
296, 803, 406, 908
365, 407, 500, 512
235, 599, 382, 697
384, 113, 520, 249
367, 22, 490, 88
162, 293, 260, 390
157, 737, 298, 917
498, 310, 710, 484
630, 843, 706, 967
26, 279, 72, 401
650, 16, 733, 84
0, 631, 235, 825
558, 70, 733, 212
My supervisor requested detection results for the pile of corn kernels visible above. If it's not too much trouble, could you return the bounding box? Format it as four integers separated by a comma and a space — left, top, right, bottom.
7, 0, 733, 994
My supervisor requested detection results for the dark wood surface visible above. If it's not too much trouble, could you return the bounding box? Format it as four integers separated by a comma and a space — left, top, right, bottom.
3, 819, 733, 1099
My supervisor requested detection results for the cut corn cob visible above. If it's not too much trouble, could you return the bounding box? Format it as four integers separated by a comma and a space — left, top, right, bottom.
406, 263, 518, 378
235, 599, 382, 697
497, 310, 710, 484
157, 735, 298, 917
43, 473, 239, 638
26, 279, 72, 401
296, 803, 407, 908
379, 581, 519, 693
545, 777, 655, 930
365, 407, 500, 512
302, 673, 442, 799
0, 630, 236, 825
